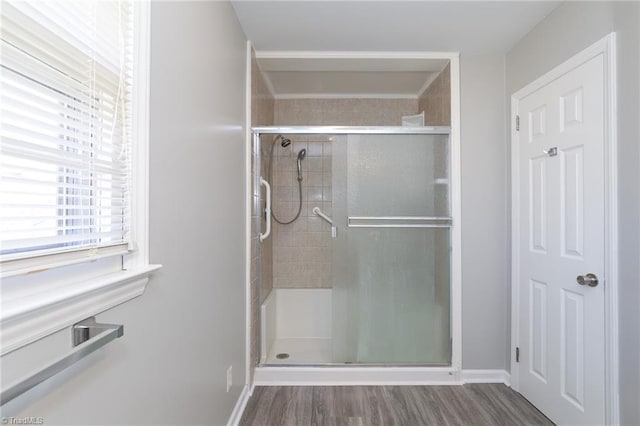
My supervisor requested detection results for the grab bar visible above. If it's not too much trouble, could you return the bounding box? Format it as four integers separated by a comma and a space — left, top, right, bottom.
312, 206, 333, 225
313, 207, 337, 238
1, 317, 123, 405
260, 178, 271, 242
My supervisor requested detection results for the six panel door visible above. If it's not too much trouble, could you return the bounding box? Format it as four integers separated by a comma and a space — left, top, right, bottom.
517, 54, 606, 425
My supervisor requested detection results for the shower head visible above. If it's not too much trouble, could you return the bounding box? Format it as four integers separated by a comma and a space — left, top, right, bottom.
275, 134, 291, 148
296, 149, 306, 182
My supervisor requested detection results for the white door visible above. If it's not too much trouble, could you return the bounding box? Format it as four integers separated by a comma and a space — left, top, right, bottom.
516, 53, 605, 424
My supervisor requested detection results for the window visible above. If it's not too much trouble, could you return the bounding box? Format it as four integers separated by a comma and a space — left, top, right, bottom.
1, 1, 134, 275
0, 1, 157, 355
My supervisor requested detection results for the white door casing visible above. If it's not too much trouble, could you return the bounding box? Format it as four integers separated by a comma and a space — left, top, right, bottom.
511, 34, 618, 425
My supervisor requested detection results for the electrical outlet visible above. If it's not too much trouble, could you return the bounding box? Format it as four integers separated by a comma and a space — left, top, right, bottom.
226, 366, 232, 392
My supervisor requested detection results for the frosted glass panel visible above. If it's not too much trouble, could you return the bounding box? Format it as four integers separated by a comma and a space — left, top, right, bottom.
332, 133, 451, 365
346, 134, 449, 217
347, 228, 450, 364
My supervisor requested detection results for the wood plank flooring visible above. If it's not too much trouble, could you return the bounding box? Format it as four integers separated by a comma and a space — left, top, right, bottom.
240, 384, 554, 425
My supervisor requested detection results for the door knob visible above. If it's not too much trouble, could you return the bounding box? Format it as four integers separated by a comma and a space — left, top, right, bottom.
577, 273, 599, 287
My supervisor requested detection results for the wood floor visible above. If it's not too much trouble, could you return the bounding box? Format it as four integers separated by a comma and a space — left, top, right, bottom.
240, 384, 554, 425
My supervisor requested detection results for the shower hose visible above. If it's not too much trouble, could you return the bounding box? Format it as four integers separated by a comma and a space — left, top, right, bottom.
268, 140, 303, 225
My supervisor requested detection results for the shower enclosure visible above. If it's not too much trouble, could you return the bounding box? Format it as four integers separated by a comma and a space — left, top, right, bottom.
254, 126, 453, 367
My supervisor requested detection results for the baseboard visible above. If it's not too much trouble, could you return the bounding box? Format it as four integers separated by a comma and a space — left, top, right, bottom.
227, 384, 251, 426
461, 369, 511, 386
253, 367, 510, 387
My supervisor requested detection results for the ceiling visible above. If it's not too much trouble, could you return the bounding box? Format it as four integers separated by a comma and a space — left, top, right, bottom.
232, 1, 561, 98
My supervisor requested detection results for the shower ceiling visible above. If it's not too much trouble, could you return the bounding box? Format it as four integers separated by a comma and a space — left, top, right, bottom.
256, 55, 449, 98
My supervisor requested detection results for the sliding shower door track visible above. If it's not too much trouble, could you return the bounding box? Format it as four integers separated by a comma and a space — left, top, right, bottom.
260, 362, 452, 368
253, 365, 464, 386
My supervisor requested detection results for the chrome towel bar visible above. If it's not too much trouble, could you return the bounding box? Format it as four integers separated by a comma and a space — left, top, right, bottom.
1, 317, 123, 405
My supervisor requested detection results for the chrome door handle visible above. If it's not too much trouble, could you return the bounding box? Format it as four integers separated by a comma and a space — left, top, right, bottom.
577, 273, 599, 287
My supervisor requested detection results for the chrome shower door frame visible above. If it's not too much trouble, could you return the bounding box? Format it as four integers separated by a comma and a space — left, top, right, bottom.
252, 125, 462, 375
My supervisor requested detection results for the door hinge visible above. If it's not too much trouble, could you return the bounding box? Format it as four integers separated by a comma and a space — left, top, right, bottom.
516, 115, 520, 131
516, 347, 520, 363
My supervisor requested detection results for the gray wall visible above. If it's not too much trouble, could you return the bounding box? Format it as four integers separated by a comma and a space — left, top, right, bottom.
0, 2, 249, 424
506, 2, 640, 424
459, 55, 508, 369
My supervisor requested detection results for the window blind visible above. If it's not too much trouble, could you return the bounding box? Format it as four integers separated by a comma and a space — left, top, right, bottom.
0, 1, 134, 264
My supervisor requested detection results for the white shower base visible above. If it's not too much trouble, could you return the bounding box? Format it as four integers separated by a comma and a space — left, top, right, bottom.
267, 338, 333, 364
261, 288, 332, 365
256, 288, 474, 386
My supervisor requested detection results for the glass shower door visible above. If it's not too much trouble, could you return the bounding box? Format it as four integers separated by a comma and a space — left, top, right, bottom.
332, 133, 451, 364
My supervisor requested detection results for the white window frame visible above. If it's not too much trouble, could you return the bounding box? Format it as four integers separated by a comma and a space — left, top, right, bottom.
0, 0, 161, 356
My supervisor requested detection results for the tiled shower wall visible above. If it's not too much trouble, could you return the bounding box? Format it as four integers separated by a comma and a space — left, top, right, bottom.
270, 98, 419, 289
274, 98, 419, 126
250, 50, 273, 374
419, 63, 451, 126
269, 137, 333, 288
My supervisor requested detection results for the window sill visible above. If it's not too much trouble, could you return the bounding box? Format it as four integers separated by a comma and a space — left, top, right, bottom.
0, 264, 162, 355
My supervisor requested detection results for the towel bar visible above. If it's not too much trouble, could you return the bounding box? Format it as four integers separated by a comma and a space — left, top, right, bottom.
347, 216, 453, 228
1, 317, 123, 405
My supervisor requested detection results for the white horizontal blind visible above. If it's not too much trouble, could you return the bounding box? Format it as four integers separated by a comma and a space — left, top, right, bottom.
0, 0, 134, 264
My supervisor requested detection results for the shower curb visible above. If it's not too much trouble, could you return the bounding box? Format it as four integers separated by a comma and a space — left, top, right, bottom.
253, 367, 510, 387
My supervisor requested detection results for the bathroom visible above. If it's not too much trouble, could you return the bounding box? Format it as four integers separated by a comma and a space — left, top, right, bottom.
1, 2, 639, 425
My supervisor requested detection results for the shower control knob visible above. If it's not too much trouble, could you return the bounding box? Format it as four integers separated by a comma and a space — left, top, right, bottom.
576, 273, 598, 287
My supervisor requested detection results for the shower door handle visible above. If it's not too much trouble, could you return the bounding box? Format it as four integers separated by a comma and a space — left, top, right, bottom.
260, 178, 271, 242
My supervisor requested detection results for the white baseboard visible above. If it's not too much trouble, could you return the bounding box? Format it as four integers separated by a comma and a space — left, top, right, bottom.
253, 367, 511, 387
227, 384, 251, 426
461, 369, 511, 386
